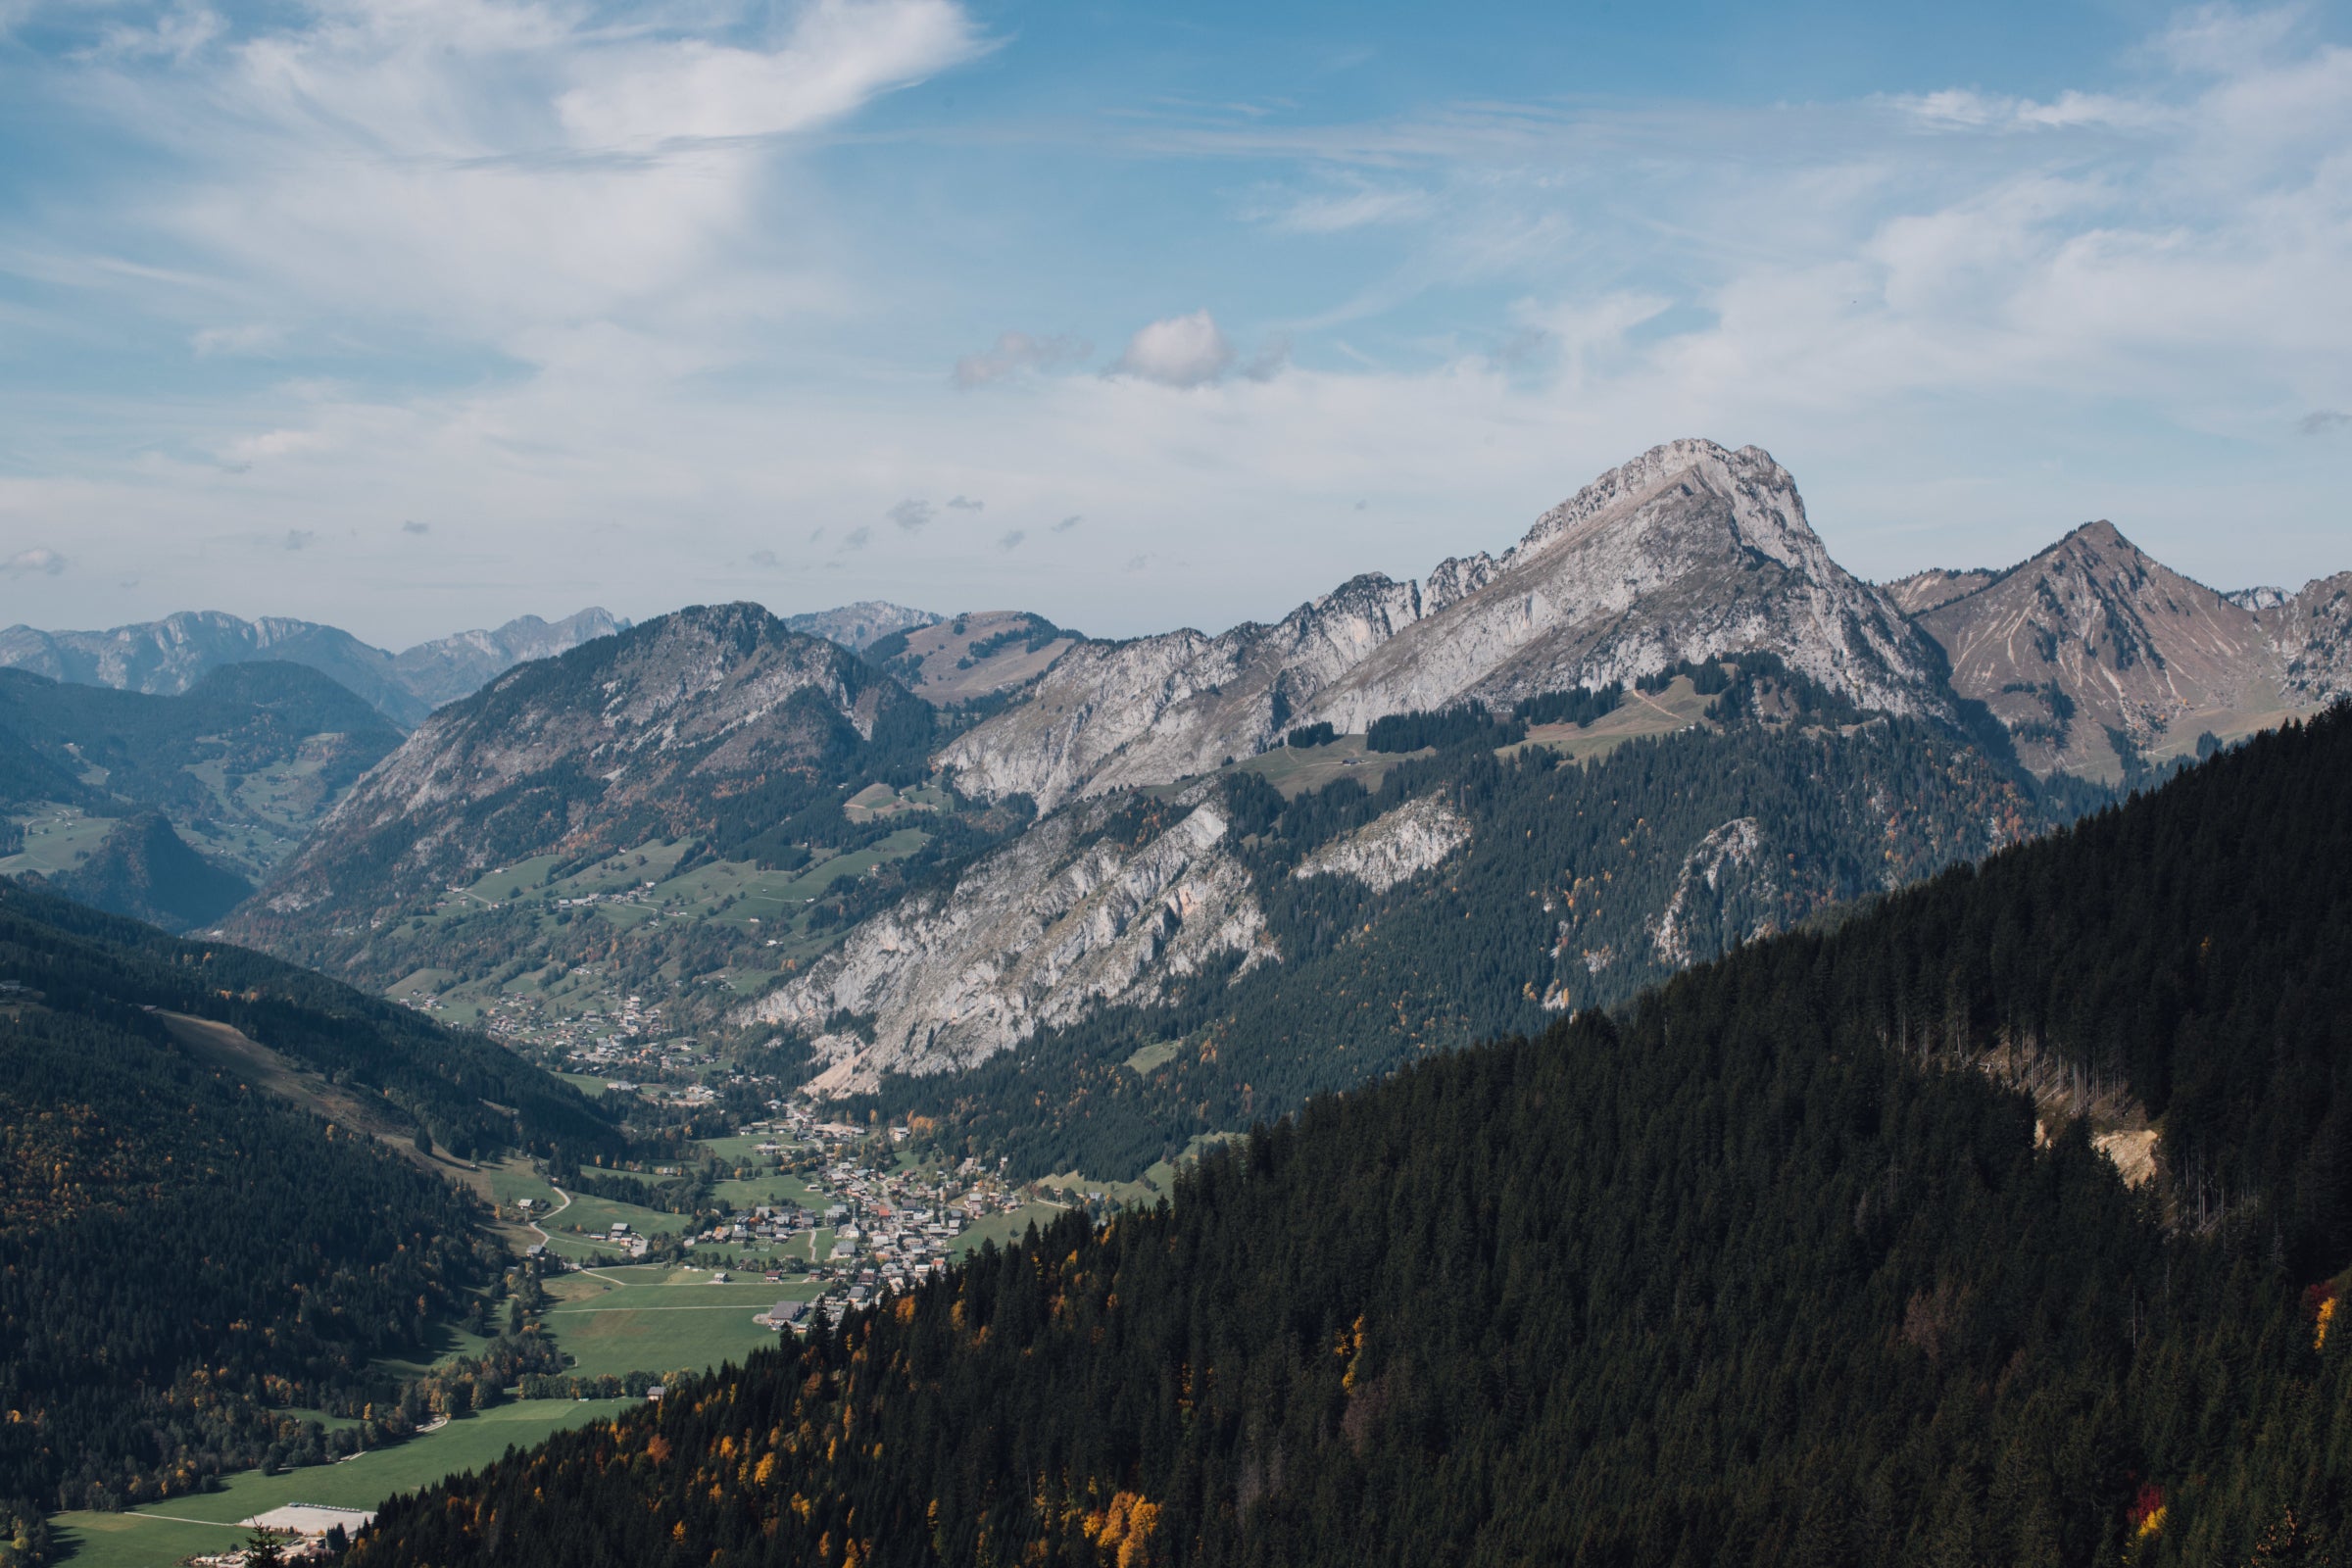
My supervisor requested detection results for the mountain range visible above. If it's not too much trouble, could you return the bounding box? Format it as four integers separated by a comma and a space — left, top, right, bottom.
0, 607, 628, 728
343, 691, 2352, 1568
207, 435, 2352, 1186
32, 437, 2352, 1164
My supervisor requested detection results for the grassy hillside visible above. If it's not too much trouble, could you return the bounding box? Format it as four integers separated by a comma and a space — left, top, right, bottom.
0, 880, 619, 1162
347, 707, 2352, 1568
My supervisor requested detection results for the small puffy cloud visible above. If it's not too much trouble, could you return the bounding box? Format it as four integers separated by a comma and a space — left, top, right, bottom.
283, 528, 316, 551
1122, 553, 1153, 573
808, 526, 827, 544
997, 528, 1025, 551
3, 547, 66, 578
842, 524, 872, 551
1113, 310, 1234, 388
2301, 410, 2351, 436
1052, 514, 1082, 533
946, 495, 984, 511
402, 518, 429, 535
750, 548, 780, 568
953, 331, 1089, 389
888, 498, 933, 532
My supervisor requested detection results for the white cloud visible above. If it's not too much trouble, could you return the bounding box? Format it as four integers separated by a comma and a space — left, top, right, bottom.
1052, 514, 1081, 532
997, 528, 1024, 551
953, 330, 1090, 388
945, 494, 983, 510
1885, 88, 2169, 132
401, 518, 429, 534
558, 0, 981, 148
3, 546, 66, 577
1267, 183, 1431, 233
1113, 309, 1235, 387
74, 0, 987, 356
887, 498, 932, 531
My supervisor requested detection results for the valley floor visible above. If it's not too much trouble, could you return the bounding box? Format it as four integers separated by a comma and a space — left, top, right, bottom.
49, 1400, 632, 1568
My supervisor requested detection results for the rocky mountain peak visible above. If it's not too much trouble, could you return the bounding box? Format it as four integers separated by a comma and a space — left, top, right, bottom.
233, 603, 919, 931
938, 439, 1951, 809
1299, 438, 1945, 734
1915, 521, 2277, 781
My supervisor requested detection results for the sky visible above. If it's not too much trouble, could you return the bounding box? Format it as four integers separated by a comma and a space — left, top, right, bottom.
1, 0, 2348, 648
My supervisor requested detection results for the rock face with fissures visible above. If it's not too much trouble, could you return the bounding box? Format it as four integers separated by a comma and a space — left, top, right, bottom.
740, 781, 1272, 1095
938, 439, 1951, 810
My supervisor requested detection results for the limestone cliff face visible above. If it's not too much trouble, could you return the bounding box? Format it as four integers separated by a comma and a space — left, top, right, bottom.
935, 574, 1427, 810
734, 786, 1271, 1095
2258, 572, 2352, 705
938, 440, 1946, 809
1303, 441, 1944, 736
1291, 797, 1470, 895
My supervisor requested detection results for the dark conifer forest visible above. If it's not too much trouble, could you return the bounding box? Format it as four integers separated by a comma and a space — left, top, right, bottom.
345, 707, 2352, 1568
885, 708, 2090, 1182
0, 883, 620, 1520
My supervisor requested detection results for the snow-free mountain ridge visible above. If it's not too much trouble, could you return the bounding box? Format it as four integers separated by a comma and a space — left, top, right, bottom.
0, 607, 627, 727
939, 440, 1947, 809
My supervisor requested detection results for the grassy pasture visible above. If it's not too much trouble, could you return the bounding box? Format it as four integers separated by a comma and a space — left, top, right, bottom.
51, 1400, 633, 1568
537, 1266, 817, 1381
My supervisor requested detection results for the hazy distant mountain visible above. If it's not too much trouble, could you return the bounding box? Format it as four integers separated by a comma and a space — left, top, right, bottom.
388, 608, 631, 710
0, 662, 404, 888
781, 600, 939, 652
0, 606, 628, 726
941, 439, 1949, 809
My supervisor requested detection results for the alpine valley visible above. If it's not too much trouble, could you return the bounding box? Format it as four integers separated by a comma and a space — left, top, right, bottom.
197, 439, 2352, 1185
10, 435, 2352, 1568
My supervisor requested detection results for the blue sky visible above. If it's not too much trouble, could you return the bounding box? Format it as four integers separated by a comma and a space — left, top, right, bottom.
1, 0, 2348, 646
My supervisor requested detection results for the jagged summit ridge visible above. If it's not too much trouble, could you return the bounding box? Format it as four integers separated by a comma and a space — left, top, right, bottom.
939, 439, 1946, 808
1301, 440, 1943, 733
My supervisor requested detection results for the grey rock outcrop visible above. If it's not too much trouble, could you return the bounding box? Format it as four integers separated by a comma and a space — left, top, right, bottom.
938, 439, 1947, 809
1291, 796, 1470, 894
735, 786, 1271, 1095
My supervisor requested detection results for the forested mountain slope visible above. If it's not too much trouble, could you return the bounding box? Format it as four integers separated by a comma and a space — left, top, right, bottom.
346, 705, 2352, 1568
0, 889, 528, 1519
0, 881, 615, 1159
44, 808, 254, 929
227, 604, 942, 968
765, 670, 2090, 1175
